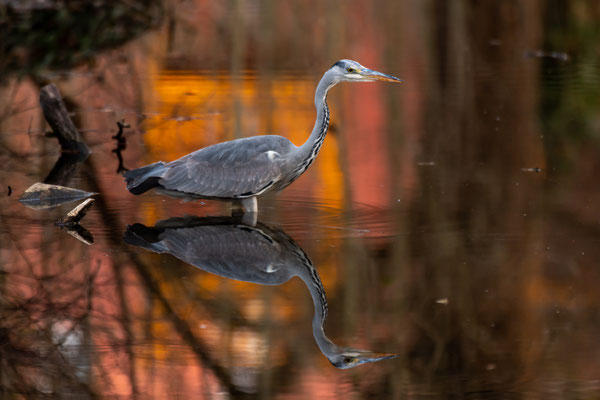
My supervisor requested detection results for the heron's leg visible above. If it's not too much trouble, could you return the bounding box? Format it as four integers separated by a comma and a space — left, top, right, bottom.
241, 212, 257, 226
232, 197, 257, 226
240, 196, 258, 213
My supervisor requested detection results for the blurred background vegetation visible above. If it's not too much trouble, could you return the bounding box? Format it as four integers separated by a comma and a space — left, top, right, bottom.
0, 0, 162, 82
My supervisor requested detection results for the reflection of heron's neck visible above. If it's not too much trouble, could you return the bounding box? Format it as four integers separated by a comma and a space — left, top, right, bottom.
293, 250, 340, 358
295, 72, 335, 175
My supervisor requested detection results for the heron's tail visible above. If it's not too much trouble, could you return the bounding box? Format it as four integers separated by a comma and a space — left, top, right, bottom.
123, 162, 166, 195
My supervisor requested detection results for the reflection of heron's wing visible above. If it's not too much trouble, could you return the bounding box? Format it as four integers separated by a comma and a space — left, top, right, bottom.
160, 136, 292, 198
124, 218, 294, 285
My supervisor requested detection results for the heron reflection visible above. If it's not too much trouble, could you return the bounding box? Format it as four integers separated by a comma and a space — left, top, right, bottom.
124, 216, 397, 369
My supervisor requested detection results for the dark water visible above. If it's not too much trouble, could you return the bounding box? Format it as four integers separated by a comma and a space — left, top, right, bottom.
1, 1, 600, 398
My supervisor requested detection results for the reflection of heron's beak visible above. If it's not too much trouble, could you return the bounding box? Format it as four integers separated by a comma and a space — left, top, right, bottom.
362, 68, 403, 83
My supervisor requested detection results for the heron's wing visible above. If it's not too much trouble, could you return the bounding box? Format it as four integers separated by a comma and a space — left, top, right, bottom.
160, 137, 289, 198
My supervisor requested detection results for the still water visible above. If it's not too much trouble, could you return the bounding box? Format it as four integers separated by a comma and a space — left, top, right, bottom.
1, 0, 600, 398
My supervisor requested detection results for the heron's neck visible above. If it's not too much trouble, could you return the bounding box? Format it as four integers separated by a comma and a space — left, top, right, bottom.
295, 72, 336, 174
294, 250, 340, 359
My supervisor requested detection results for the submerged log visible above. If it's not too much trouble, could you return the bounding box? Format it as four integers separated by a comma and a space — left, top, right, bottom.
40, 83, 90, 155
19, 182, 96, 209
55, 199, 95, 245
56, 198, 95, 225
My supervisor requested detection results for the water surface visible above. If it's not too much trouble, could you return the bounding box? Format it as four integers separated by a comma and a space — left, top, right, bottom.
1, 1, 600, 398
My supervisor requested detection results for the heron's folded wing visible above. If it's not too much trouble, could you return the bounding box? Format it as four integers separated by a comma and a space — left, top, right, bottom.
160, 150, 285, 198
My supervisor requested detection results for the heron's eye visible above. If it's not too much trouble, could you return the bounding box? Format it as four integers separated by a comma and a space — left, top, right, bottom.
346, 67, 356, 73
344, 357, 354, 364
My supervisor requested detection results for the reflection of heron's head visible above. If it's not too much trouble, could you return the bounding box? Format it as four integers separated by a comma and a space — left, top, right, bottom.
329, 59, 403, 83
329, 348, 398, 369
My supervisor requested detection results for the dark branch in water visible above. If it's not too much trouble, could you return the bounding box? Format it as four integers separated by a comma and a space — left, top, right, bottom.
113, 120, 130, 141
44, 152, 89, 186
40, 84, 90, 155
38, 84, 90, 186
112, 120, 129, 173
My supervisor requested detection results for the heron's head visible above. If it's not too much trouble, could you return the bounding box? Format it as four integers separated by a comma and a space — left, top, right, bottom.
329, 348, 398, 369
329, 59, 403, 84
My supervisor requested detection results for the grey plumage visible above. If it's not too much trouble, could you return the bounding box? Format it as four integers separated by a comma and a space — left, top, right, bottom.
160, 136, 290, 198
124, 60, 401, 211
124, 215, 397, 368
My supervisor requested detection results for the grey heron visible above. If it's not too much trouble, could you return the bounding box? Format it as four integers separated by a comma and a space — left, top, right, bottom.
124, 215, 398, 369
124, 60, 402, 212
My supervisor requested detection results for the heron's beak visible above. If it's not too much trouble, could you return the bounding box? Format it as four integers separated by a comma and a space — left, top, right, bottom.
354, 351, 399, 366
361, 68, 403, 83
